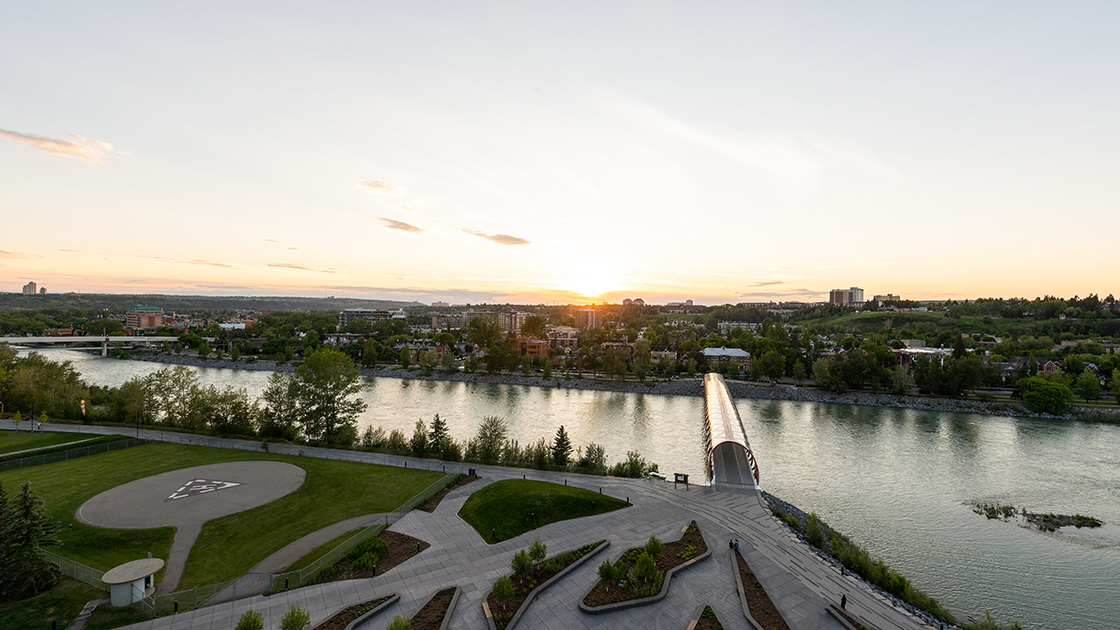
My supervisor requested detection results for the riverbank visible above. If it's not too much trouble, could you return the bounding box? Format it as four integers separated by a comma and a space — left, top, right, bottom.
127, 352, 1120, 423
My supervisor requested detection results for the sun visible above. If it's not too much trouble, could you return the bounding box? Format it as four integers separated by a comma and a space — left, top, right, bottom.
565, 276, 623, 299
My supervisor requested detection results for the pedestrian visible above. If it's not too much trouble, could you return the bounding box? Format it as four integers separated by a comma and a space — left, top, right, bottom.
734, 539, 739, 550
841, 594, 847, 610
728, 539, 733, 549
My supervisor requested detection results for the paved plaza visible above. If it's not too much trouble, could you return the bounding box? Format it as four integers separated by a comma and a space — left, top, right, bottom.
3, 423, 939, 630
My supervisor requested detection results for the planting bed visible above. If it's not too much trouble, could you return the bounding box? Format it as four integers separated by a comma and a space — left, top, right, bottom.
314, 595, 395, 630
694, 605, 725, 630
733, 549, 790, 630
485, 541, 607, 630
306, 531, 429, 585
411, 587, 458, 630
582, 521, 708, 609
418, 474, 478, 513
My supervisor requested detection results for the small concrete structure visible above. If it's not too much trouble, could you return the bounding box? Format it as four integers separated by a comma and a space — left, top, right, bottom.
102, 558, 164, 607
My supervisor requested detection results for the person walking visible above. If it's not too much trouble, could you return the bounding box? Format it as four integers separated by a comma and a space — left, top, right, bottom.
841, 594, 847, 609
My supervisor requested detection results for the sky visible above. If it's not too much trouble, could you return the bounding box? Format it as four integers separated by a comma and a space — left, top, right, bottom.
2, 2, 1118, 305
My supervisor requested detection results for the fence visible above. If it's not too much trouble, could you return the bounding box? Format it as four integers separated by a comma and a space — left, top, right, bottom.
0, 437, 147, 472
43, 550, 106, 590
131, 466, 465, 618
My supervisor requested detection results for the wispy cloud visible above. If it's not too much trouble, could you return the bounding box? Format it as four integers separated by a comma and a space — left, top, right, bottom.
379, 217, 425, 233
329, 285, 513, 303
750, 280, 785, 287
0, 250, 32, 259
358, 180, 401, 195
268, 263, 336, 274
0, 128, 125, 164
148, 256, 235, 269
738, 287, 823, 300
461, 229, 530, 246
802, 136, 908, 181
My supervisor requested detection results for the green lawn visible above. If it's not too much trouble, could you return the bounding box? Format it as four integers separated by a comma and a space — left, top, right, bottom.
0, 578, 105, 630
85, 603, 153, 630
458, 479, 629, 543
280, 528, 364, 574
0, 430, 93, 455
0, 442, 442, 591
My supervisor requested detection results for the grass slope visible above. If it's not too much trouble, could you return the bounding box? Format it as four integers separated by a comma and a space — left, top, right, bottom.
0, 442, 441, 590
0, 578, 105, 629
458, 479, 629, 542
281, 528, 363, 574
0, 430, 93, 455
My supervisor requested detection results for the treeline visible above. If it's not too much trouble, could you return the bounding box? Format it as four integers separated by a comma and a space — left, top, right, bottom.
0, 344, 661, 478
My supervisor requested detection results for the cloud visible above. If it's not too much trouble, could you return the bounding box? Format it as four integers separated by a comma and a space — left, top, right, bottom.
264, 239, 280, 243
358, 180, 400, 194
750, 280, 785, 287
329, 285, 513, 303
737, 287, 824, 300
268, 263, 336, 274
461, 229, 530, 246
0, 128, 124, 164
0, 250, 32, 259
147, 256, 235, 269
56, 249, 81, 253
379, 217, 425, 233
802, 136, 908, 181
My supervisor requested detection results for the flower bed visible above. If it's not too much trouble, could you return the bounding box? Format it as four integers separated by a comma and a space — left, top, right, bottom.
732, 548, 790, 630
411, 587, 459, 630
692, 605, 724, 630
418, 475, 479, 513
313, 594, 396, 630
484, 541, 608, 630
580, 520, 709, 611
306, 531, 429, 585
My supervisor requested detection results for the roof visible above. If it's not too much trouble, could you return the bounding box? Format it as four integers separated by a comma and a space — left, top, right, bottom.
702, 346, 751, 358
102, 558, 164, 584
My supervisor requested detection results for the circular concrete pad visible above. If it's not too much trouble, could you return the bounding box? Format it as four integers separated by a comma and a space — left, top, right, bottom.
76, 461, 305, 529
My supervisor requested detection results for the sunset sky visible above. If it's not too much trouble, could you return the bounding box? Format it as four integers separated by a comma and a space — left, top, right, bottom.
2, 2, 1118, 305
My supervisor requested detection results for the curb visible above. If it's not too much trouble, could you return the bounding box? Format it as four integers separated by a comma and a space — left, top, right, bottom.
729, 548, 766, 630
579, 526, 712, 614
331, 593, 399, 630
431, 586, 461, 630
483, 540, 609, 630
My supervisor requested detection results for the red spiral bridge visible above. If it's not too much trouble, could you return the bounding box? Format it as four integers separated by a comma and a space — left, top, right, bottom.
703, 373, 760, 488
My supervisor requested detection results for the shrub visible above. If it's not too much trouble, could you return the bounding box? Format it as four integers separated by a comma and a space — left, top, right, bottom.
632, 552, 658, 582
528, 540, 547, 563
511, 549, 532, 576
353, 552, 378, 572
386, 429, 408, 452
279, 605, 311, 630
386, 614, 411, 630
350, 537, 388, 560
576, 443, 608, 473
805, 512, 825, 549
493, 575, 515, 602
645, 535, 664, 557
597, 559, 619, 584
235, 609, 264, 630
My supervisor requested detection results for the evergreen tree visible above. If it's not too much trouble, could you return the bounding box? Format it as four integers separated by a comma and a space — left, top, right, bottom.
552, 425, 573, 466
428, 414, 449, 448
0, 483, 61, 601
409, 419, 428, 455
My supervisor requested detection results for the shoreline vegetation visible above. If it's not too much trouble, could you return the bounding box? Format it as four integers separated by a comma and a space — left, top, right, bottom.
129, 350, 1120, 424
972, 502, 1103, 532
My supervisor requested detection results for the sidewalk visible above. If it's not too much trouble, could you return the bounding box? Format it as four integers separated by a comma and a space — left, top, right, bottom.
1, 423, 939, 629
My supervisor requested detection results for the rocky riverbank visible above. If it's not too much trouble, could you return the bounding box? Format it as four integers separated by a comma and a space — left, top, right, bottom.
127, 352, 1120, 423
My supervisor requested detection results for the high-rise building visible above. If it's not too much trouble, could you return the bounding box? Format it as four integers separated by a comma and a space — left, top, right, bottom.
575, 308, 600, 329
829, 287, 865, 306
126, 306, 164, 331
22, 281, 37, 295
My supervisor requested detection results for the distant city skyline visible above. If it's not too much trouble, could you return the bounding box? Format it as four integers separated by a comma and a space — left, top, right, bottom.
3, 3, 1117, 305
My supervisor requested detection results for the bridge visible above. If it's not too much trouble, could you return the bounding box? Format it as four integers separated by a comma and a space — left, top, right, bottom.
2, 336, 178, 357
703, 372, 760, 488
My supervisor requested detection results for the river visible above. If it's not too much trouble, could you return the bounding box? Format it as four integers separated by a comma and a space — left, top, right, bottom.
29, 350, 1120, 629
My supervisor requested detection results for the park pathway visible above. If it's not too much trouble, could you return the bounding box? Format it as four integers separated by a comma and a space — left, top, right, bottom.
2, 422, 941, 630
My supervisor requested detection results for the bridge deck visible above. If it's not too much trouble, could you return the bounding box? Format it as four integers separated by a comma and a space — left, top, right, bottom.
703, 373, 760, 487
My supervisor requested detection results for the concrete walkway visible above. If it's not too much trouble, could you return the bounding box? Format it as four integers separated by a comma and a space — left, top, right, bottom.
1, 423, 940, 630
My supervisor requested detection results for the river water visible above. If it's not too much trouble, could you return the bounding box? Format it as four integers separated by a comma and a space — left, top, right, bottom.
33, 350, 1120, 629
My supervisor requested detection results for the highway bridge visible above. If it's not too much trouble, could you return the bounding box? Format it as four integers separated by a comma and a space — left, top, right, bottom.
2, 336, 178, 357
703, 372, 761, 488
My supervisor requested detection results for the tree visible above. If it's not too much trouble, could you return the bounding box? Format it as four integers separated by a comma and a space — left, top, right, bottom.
230, 344, 241, 362
409, 419, 428, 455
467, 317, 504, 350
0, 483, 61, 601
542, 358, 552, 379
279, 604, 311, 630
552, 425, 573, 466
234, 609, 264, 630
492, 575, 515, 612
1076, 368, 1101, 402
631, 339, 652, 381
528, 540, 547, 562
754, 350, 786, 385
258, 372, 301, 441
791, 360, 807, 384
511, 549, 532, 575
1016, 376, 1074, 415
1112, 368, 1120, 401
521, 315, 547, 340
471, 416, 507, 464
428, 414, 449, 449
386, 615, 411, 630
399, 346, 412, 370
289, 348, 368, 445
891, 365, 913, 395
440, 349, 456, 372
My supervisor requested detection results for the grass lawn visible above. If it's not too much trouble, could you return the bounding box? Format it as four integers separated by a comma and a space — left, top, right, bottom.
0, 578, 105, 629
458, 479, 629, 543
0, 430, 94, 455
280, 528, 364, 574
85, 603, 153, 630
0, 441, 442, 591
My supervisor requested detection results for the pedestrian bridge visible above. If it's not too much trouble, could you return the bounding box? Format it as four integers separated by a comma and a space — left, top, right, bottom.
3, 336, 178, 357
703, 373, 760, 488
